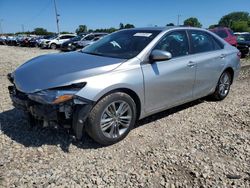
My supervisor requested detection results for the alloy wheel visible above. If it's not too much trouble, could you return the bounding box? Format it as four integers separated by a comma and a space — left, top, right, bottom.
100, 100, 132, 139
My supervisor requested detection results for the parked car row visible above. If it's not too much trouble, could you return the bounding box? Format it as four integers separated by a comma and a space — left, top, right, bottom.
209, 27, 250, 57
0, 32, 108, 52
60, 33, 107, 52
1, 28, 249, 57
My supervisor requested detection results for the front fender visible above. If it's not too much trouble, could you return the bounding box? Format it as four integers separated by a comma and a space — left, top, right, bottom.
75, 65, 145, 117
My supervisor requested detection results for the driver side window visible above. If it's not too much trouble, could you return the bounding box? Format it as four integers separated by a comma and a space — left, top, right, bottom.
154, 30, 189, 58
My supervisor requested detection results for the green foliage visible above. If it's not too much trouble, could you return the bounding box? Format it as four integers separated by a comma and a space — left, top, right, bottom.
119, 23, 124, 29
232, 21, 249, 32
95, 27, 117, 33
218, 11, 250, 32
208, 24, 219, 29
124, 24, 135, 29
33, 27, 49, 35
119, 23, 135, 30
60, 31, 73, 34
219, 12, 249, 27
183, 17, 202, 28
166, 23, 175, 26
75, 25, 87, 34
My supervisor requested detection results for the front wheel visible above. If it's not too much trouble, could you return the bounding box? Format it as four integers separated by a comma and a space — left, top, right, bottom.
50, 43, 57, 49
210, 71, 232, 101
86, 92, 137, 145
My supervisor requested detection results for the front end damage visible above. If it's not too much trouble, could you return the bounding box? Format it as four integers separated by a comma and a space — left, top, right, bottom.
7, 73, 93, 140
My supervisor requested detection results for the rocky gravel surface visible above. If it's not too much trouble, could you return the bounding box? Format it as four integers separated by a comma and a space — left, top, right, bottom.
0, 46, 250, 187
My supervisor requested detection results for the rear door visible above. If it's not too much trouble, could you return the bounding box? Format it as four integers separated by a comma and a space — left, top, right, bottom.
142, 30, 196, 113
188, 30, 226, 98
58, 35, 74, 44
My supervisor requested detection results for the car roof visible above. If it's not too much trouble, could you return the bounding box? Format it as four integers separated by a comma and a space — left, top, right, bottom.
127, 26, 208, 32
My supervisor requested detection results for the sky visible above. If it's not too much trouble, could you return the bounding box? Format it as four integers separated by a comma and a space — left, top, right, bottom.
0, 0, 249, 33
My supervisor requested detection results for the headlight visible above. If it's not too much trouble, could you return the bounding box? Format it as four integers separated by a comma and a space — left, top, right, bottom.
28, 82, 86, 104
68, 43, 72, 46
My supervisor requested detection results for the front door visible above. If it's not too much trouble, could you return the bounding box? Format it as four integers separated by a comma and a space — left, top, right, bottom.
142, 30, 196, 113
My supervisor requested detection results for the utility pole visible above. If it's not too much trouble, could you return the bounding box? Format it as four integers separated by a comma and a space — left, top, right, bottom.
53, 0, 60, 35
177, 14, 181, 26
21, 24, 24, 33
0, 19, 3, 36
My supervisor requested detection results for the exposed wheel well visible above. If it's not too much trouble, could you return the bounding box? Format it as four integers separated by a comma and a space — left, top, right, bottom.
98, 88, 141, 120
50, 43, 57, 48
224, 67, 234, 84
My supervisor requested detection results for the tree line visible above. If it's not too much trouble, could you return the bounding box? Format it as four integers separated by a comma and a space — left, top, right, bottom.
9, 11, 250, 36
177, 11, 250, 32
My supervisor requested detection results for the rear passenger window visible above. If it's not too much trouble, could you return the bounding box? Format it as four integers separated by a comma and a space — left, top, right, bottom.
154, 30, 189, 58
212, 37, 224, 50
189, 30, 220, 53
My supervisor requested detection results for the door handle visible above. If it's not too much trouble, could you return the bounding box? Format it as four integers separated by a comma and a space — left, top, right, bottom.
220, 54, 226, 58
187, 61, 196, 67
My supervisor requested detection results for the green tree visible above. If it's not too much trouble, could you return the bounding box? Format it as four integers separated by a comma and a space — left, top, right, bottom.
124, 24, 135, 29
218, 11, 250, 31
232, 21, 249, 32
219, 12, 249, 28
166, 23, 175, 26
60, 31, 73, 34
75, 25, 87, 34
33, 27, 49, 35
208, 24, 219, 29
119, 23, 124, 30
183, 17, 202, 28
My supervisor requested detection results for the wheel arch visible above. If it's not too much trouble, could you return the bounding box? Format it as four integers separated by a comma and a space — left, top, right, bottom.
95, 88, 142, 121
49, 42, 57, 48
223, 67, 234, 84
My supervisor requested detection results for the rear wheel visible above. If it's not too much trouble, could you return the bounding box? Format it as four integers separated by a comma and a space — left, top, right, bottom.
86, 92, 137, 145
210, 71, 232, 101
50, 43, 57, 49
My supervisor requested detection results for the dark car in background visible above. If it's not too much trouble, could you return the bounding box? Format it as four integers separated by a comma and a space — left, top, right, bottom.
210, 27, 237, 47
60, 33, 87, 52
235, 32, 250, 57
73, 33, 107, 49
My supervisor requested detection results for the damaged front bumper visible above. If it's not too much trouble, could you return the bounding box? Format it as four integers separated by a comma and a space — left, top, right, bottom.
8, 84, 93, 139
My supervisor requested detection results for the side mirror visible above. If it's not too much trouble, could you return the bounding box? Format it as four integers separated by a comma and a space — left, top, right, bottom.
149, 50, 172, 62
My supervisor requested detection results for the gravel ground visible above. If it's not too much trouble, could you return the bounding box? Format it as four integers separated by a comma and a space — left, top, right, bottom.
0, 46, 249, 187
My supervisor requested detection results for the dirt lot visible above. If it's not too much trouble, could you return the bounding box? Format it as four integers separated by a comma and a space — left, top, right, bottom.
0, 46, 249, 187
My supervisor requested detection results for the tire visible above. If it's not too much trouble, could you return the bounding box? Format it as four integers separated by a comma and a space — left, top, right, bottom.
210, 71, 232, 101
50, 43, 57, 49
85, 92, 137, 145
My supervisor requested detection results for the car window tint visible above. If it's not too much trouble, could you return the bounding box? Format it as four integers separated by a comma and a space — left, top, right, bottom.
85, 35, 95, 40
190, 30, 215, 53
213, 30, 228, 38
212, 36, 224, 50
60, 36, 67, 39
154, 30, 189, 58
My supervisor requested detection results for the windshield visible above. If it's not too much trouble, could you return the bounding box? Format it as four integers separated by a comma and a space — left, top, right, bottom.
48, 35, 58, 40
81, 30, 161, 59
237, 34, 250, 42
71, 35, 82, 41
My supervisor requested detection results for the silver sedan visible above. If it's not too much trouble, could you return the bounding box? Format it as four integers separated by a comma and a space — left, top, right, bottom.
8, 27, 241, 145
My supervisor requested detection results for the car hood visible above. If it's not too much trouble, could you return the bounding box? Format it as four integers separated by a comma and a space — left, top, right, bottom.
13, 51, 126, 93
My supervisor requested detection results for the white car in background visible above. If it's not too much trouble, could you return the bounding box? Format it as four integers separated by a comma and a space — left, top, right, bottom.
41, 34, 76, 49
